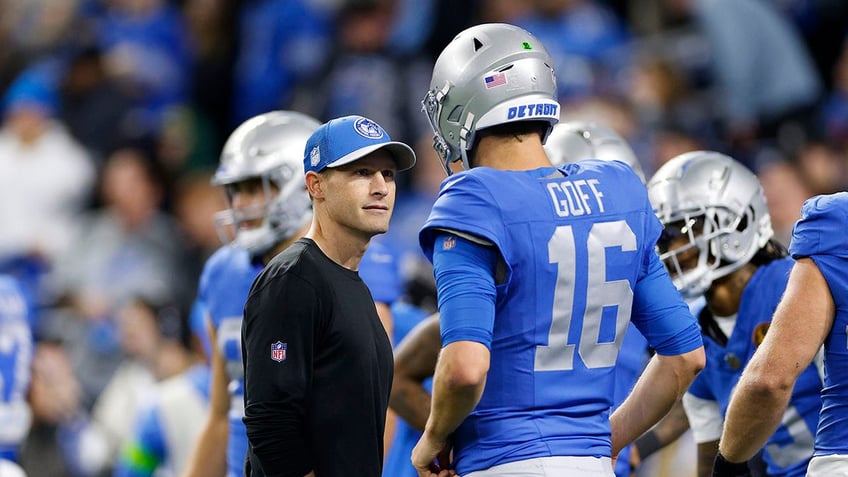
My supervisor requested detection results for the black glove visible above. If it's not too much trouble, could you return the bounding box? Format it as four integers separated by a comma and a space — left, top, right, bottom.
712, 452, 752, 477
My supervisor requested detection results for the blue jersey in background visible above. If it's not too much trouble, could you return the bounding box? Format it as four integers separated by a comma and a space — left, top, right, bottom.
382, 301, 432, 477
198, 245, 262, 477
0, 275, 33, 463
686, 257, 821, 477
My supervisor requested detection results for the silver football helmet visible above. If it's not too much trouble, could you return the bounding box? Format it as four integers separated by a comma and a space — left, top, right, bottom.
422, 23, 559, 174
647, 151, 773, 299
212, 111, 319, 257
544, 121, 646, 183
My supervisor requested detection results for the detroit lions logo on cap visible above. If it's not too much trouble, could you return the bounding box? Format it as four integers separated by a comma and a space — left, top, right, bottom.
354, 117, 385, 139
309, 145, 320, 167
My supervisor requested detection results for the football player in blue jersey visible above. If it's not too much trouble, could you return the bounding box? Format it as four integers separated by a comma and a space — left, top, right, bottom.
0, 275, 33, 471
718, 192, 848, 477
384, 261, 438, 477
648, 152, 823, 477
412, 23, 705, 477
181, 111, 320, 477
392, 121, 681, 477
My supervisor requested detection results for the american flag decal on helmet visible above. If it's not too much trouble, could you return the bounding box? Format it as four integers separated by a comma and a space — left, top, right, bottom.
271, 341, 287, 362
484, 72, 507, 89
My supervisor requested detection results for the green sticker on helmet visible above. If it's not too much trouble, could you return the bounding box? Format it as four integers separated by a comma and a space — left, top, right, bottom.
522, 42, 533, 50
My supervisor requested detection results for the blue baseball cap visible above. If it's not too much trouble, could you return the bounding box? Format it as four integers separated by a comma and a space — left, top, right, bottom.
304, 115, 416, 174
2, 67, 58, 118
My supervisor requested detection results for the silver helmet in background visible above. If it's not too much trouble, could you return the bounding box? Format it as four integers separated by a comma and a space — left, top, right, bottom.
647, 151, 773, 298
544, 120, 646, 184
212, 110, 320, 257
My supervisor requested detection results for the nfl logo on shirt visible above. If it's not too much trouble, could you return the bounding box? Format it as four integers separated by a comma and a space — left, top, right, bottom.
271, 341, 287, 362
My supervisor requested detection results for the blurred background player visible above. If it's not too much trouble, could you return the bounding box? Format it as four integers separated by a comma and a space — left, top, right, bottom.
543, 120, 646, 183
383, 261, 438, 477
182, 111, 320, 477
648, 151, 822, 477
0, 275, 33, 476
112, 299, 209, 477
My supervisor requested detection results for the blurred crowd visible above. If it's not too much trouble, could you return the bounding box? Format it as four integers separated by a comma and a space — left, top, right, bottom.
1, 0, 847, 476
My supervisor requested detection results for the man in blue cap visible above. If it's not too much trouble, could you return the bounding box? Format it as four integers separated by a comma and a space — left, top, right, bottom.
241, 115, 415, 477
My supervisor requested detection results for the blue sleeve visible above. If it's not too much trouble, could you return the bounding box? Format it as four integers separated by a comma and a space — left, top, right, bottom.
631, 251, 703, 356
359, 240, 402, 305
789, 192, 848, 259
189, 299, 211, 360
420, 173, 507, 264
432, 233, 498, 349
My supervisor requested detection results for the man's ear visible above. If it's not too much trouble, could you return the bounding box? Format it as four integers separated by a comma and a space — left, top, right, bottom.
304, 171, 324, 199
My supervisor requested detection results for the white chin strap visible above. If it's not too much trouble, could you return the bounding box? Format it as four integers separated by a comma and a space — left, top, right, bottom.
458, 112, 475, 171
236, 226, 274, 257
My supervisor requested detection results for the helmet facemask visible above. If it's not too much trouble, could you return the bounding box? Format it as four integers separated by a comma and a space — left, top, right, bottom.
657, 209, 718, 299
655, 200, 767, 299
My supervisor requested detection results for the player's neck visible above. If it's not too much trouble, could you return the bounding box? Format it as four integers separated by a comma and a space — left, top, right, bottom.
474, 133, 551, 171
705, 263, 757, 317
305, 218, 369, 271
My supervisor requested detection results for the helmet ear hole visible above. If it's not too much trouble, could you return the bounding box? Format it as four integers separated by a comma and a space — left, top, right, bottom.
473, 37, 484, 51
736, 213, 748, 232
447, 105, 463, 123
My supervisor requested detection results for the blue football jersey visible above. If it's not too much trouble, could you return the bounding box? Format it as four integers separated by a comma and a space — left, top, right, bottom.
197, 246, 262, 477
419, 161, 702, 474
687, 257, 820, 477
359, 239, 402, 305
612, 323, 650, 477
789, 192, 848, 459
0, 275, 33, 462
382, 301, 433, 477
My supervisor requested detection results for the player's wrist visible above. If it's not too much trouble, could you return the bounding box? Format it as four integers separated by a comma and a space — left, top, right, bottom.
712, 452, 751, 477
633, 430, 661, 460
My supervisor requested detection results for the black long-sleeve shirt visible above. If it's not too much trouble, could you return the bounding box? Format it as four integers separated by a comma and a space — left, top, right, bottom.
242, 238, 393, 477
